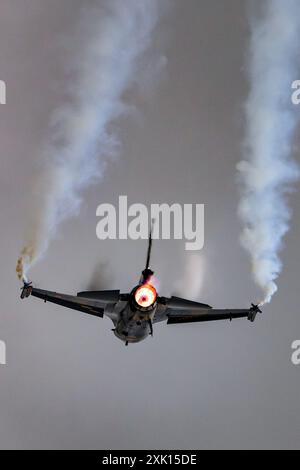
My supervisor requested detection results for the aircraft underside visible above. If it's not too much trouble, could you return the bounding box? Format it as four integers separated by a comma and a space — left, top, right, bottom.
20, 233, 262, 346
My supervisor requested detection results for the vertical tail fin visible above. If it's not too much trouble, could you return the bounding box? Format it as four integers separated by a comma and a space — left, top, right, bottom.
145, 227, 153, 271
140, 222, 155, 285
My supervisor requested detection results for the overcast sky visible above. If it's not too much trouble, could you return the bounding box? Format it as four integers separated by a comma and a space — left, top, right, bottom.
0, 0, 299, 450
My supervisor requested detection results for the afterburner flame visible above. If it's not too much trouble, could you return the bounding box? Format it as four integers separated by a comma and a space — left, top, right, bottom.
135, 284, 157, 308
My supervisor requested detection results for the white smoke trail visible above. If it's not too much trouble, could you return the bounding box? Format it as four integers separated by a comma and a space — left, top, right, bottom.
17, 0, 165, 281
174, 253, 205, 300
238, 0, 300, 305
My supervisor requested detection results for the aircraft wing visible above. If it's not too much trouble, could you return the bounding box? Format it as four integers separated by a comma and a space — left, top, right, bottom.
29, 287, 120, 318
162, 297, 262, 324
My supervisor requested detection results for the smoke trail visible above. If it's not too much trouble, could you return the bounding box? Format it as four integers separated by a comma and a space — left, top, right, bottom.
16, 0, 165, 282
238, 0, 300, 305
174, 253, 205, 300
86, 261, 113, 291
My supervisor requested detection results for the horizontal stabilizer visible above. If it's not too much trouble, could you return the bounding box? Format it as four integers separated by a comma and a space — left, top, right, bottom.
77, 290, 120, 302
163, 296, 212, 310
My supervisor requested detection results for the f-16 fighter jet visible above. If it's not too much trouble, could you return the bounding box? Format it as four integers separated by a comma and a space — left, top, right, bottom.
20, 233, 262, 345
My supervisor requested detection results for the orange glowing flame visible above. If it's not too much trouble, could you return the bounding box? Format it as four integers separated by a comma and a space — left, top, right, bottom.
134, 284, 157, 308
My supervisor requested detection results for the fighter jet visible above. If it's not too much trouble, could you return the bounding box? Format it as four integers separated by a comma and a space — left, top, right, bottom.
20, 233, 262, 345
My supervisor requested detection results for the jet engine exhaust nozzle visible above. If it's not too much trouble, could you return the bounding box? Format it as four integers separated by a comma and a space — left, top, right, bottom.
134, 284, 157, 309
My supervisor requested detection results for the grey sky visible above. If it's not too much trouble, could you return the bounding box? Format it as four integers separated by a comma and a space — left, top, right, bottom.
0, 0, 299, 450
